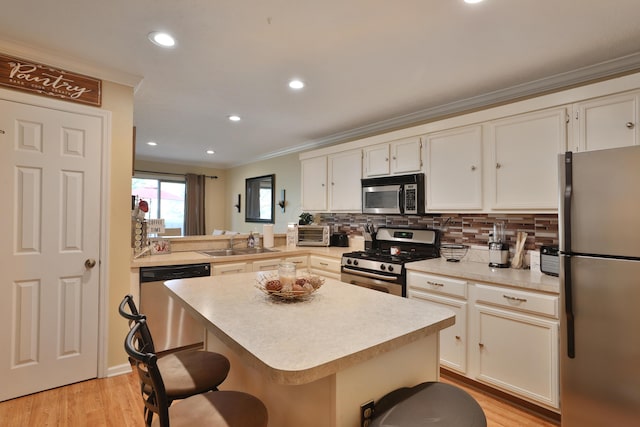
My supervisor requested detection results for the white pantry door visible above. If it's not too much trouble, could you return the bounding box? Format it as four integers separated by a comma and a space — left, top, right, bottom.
0, 98, 102, 401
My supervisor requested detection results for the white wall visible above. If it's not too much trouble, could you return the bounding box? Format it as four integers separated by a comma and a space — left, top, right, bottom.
226, 153, 301, 234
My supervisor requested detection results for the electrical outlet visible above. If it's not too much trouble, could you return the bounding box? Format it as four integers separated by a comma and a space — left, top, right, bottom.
360, 399, 375, 427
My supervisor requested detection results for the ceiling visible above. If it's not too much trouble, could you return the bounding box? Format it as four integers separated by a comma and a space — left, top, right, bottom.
3, 1, 640, 169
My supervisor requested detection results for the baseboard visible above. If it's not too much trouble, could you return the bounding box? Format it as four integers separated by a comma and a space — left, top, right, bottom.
106, 363, 132, 378
441, 368, 561, 424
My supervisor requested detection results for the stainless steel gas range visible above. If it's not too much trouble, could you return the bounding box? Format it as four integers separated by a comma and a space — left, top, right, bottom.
341, 227, 440, 296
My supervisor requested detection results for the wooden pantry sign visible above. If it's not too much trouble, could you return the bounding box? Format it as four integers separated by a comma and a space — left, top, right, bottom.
0, 53, 101, 106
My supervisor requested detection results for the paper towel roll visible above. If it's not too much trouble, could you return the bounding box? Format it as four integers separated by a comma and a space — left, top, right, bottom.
263, 224, 274, 248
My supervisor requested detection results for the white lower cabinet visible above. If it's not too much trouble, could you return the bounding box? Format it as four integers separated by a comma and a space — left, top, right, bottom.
214, 255, 309, 274
471, 284, 559, 410
407, 272, 468, 374
285, 255, 309, 269
309, 255, 341, 280
474, 303, 559, 408
212, 261, 251, 275
407, 270, 560, 411
410, 290, 468, 374
252, 258, 282, 272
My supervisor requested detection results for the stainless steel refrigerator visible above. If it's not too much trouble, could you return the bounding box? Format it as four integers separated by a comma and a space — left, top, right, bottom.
559, 145, 640, 426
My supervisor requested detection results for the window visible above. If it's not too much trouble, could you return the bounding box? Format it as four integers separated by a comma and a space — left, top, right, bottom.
132, 177, 186, 235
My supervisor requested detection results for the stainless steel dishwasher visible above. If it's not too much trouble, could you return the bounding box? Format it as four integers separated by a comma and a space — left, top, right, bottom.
139, 263, 210, 352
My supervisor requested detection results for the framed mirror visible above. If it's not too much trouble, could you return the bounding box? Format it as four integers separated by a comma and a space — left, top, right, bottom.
245, 174, 275, 223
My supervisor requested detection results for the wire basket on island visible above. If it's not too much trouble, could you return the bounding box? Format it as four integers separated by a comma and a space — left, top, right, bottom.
256, 271, 324, 300
440, 244, 469, 262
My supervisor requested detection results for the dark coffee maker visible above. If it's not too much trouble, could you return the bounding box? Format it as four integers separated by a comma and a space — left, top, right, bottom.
489, 222, 509, 268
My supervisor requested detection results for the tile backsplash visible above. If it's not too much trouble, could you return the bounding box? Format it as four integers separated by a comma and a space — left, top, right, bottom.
316, 213, 558, 251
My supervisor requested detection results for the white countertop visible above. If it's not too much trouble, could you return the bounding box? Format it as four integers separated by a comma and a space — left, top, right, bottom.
131, 244, 559, 294
407, 257, 560, 294
131, 245, 351, 268
164, 272, 455, 385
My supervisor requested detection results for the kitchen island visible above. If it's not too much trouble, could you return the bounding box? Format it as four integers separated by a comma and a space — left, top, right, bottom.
165, 272, 455, 427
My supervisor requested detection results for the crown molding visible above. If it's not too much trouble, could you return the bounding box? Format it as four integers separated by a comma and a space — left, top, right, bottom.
0, 37, 143, 89
242, 51, 640, 168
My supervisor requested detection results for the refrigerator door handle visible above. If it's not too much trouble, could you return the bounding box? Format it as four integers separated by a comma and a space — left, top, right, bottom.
564, 255, 575, 358
563, 152, 573, 253
563, 151, 576, 358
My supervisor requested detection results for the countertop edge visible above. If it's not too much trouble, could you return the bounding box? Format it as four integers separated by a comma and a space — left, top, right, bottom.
132, 246, 559, 294
406, 258, 560, 294
164, 275, 456, 386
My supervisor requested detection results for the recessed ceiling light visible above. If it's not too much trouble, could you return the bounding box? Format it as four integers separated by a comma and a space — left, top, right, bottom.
228, 115, 241, 122
147, 141, 157, 146
288, 79, 305, 90
148, 32, 176, 48
464, 0, 484, 4
206, 150, 215, 155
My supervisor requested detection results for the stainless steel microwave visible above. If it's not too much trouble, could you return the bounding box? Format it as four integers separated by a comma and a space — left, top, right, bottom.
361, 173, 425, 215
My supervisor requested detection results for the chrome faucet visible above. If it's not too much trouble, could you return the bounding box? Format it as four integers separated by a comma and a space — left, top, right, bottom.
228, 234, 245, 249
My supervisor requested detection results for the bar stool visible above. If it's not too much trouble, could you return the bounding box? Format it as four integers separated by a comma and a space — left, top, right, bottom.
125, 320, 268, 427
119, 295, 230, 403
370, 381, 487, 427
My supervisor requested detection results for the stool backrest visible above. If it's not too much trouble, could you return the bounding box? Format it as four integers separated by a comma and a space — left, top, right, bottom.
125, 320, 171, 427
118, 294, 157, 353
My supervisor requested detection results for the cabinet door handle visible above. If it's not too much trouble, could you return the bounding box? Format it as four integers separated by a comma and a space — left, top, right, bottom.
320, 262, 329, 266
503, 294, 527, 303
471, 165, 477, 171
455, 335, 461, 340
626, 122, 635, 129
496, 163, 502, 169
426, 281, 444, 287
479, 343, 485, 349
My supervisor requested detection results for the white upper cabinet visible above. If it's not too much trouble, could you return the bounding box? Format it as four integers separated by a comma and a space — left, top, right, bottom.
391, 137, 423, 174
301, 156, 327, 211
572, 91, 640, 152
488, 107, 567, 210
301, 150, 362, 212
301, 75, 640, 214
363, 144, 390, 177
426, 125, 483, 211
363, 136, 422, 177
328, 149, 362, 211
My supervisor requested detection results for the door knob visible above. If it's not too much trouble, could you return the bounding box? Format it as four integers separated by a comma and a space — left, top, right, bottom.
85, 259, 97, 269
626, 122, 635, 129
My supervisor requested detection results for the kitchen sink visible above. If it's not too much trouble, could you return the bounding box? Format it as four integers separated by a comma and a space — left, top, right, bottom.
199, 247, 279, 257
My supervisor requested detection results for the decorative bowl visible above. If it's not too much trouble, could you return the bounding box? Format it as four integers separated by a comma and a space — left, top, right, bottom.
440, 244, 469, 262
256, 271, 324, 300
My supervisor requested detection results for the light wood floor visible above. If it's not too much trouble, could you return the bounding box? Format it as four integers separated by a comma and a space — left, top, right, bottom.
0, 372, 559, 426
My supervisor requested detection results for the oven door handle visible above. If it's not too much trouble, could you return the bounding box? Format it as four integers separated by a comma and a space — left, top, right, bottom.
342, 266, 397, 282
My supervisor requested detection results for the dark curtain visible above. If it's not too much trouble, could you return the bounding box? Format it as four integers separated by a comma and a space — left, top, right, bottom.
185, 174, 206, 235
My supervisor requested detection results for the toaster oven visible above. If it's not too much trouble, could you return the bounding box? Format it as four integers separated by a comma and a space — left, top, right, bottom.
296, 225, 330, 246
540, 245, 559, 276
